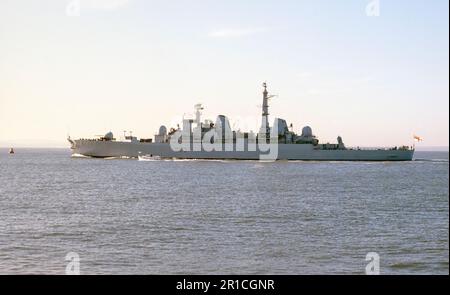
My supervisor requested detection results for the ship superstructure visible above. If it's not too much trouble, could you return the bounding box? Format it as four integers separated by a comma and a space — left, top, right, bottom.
69, 83, 414, 161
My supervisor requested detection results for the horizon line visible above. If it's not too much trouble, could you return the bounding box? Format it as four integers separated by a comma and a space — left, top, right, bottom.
1, 146, 449, 152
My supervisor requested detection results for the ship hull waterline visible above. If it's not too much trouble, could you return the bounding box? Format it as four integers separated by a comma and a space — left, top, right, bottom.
70, 140, 414, 161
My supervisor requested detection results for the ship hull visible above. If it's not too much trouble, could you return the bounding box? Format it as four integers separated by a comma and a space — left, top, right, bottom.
71, 140, 414, 161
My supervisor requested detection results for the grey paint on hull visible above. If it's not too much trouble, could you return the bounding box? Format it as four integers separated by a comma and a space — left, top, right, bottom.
71, 140, 414, 161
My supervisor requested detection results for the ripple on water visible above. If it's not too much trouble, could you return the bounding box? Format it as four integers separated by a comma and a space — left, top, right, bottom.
0, 149, 448, 274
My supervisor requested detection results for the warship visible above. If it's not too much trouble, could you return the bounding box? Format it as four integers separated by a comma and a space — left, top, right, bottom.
68, 83, 414, 161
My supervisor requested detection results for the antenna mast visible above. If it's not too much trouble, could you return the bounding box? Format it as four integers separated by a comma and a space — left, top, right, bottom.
259, 82, 275, 142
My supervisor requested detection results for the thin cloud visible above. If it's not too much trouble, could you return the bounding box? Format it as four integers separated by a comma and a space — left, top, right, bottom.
85, 0, 131, 11
208, 28, 267, 38
66, 0, 131, 16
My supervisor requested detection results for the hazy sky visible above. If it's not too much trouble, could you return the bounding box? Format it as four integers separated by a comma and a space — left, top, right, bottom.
0, 0, 448, 148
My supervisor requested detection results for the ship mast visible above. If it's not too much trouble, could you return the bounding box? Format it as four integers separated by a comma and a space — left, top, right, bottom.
259, 82, 274, 142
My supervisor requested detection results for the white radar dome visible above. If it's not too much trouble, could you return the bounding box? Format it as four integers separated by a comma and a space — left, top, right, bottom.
104, 131, 114, 139
159, 125, 167, 136
301, 126, 313, 137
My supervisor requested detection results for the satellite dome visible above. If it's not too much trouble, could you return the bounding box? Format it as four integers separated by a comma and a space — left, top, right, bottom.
159, 125, 167, 136
274, 118, 288, 135
302, 126, 313, 137
215, 115, 231, 131
104, 131, 114, 139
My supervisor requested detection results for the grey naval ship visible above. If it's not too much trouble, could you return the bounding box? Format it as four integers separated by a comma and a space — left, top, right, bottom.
68, 83, 414, 161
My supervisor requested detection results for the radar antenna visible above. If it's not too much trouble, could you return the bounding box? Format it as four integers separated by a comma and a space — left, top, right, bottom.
194, 103, 204, 126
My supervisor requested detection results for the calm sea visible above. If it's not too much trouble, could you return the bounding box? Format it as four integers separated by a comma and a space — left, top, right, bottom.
0, 149, 448, 274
